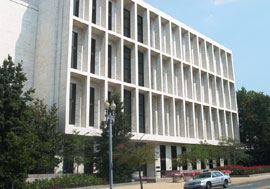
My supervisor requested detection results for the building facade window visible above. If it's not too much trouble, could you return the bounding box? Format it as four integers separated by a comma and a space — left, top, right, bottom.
71, 31, 78, 69
91, 38, 96, 74
171, 146, 177, 170
89, 87, 95, 126
138, 51, 144, 86
69, 83, 76, 125
92, 0, 96, 24
160, 145, 166, 176
182, 147, 187, 170
139, 93, 145, 133
108, 1, 112, 30
137, 15, 143, 43
108, 45, 112, 78
124, 9, 130, 38
124, 90, 132, 130
124, 46, 131, 83
201, 160, 206, 169
73, 0, 79, 17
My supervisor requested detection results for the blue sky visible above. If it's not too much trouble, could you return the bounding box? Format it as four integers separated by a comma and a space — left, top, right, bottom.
144, 0, 270, 95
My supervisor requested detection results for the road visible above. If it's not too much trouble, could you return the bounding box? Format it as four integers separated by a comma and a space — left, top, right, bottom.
229, 178, 270, 189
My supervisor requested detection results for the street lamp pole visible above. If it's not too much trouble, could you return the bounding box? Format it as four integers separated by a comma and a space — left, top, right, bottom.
104, 100, 116, 189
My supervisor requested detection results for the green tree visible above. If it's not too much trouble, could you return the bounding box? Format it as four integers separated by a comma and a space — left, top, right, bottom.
94, 93, 135, 183
63, 130, 85, 174
237, 87, 270, 165
177, 142, 211, 169
29, 99, 63, 174
218, 138, 250, 166
0, 56, 35, 188
115, 143, 156, 189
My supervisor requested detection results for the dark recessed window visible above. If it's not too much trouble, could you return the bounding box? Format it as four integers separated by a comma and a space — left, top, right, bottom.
108, 91, 112, 101
92, 0, 96, 24
138, 51, 144, 86
124, 46, 131, 83
139, 93, 145, 133
108, 45, 112, 78
69, 83, 76, 125
124, 9, 130, 38
137, 15, 143, 43
73, 0, 79, 17
71, 31, 78, 69
160, 145, 166, 176
89, 87, 95, 126
124, 90, 131, 131
171, 146, 177, 170
182, 147, 187, 170
91, 38, 96, 74
108, 1, 112, 30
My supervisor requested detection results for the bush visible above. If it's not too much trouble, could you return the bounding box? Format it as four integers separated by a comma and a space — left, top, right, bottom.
26, 174, 105, 188
214, 165, 270, 175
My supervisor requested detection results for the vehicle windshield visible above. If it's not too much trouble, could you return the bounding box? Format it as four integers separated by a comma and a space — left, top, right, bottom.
194, 173, 211, 179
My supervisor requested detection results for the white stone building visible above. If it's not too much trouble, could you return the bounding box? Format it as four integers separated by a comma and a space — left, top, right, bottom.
0, 0, 239, 177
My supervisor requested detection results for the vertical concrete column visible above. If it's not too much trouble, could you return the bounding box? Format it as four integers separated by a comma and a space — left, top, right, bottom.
177, 146, 182, 170
172, 98, 176, 137
209, 107, 215, 140
155, 145, 161, 178
85, 76, 90, 127
179, 26, 183, 60
146, 9, 151, 46
161, 95, 165, 136
120, 38, 124, 82
120, 0, 123, 36
191, 103, 196, 139
135, 88, 139, 133
201, 104, 206, 139
187, 31, 192, 64
104, 32, 108, 78
166, 144, 172, 171
157, 15, 162, 51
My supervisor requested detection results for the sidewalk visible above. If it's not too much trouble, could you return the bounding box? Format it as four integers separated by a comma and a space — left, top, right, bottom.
108, 174, 270, 189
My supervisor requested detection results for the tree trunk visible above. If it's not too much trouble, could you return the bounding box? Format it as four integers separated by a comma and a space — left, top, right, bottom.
77, 165, 79, 174
139, 167, 143, 189
11, 182, 14, 189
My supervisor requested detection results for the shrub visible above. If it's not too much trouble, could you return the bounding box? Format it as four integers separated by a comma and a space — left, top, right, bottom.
214, 165, 270, 175
26, 174, 105, 188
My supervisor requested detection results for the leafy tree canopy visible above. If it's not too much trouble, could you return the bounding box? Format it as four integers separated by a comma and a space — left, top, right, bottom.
237, 87, 270, 165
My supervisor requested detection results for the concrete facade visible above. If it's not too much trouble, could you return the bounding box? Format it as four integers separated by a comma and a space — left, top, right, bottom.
0, 0, 239, 177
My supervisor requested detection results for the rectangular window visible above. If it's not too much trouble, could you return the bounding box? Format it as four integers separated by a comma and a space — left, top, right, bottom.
89, 87, 95, 126
91, 38, 96, 74
108, 45, 112, 78
137, 15, 143, 43
92, 0, 96, 24
73, 0, 79, 17
171, 146, 177, 170
139, 93, 145, 133
182, 147, 187, 170
69, 83, 76, 125
138, 51, 144, 86
108, 91, 112, 101
108, 1, 112, 30
124, 90, 132, 130
160, 145, 166, 176
71, 32, 78, 69
124, 46, 131, 83
124, 9, 130, 38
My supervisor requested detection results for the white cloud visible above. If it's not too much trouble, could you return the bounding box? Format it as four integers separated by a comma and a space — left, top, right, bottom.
212, 0, 238, 5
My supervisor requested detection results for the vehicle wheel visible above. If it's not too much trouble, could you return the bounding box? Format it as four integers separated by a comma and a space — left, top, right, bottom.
223, 179, 228, 188
206, 182, 212, 189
